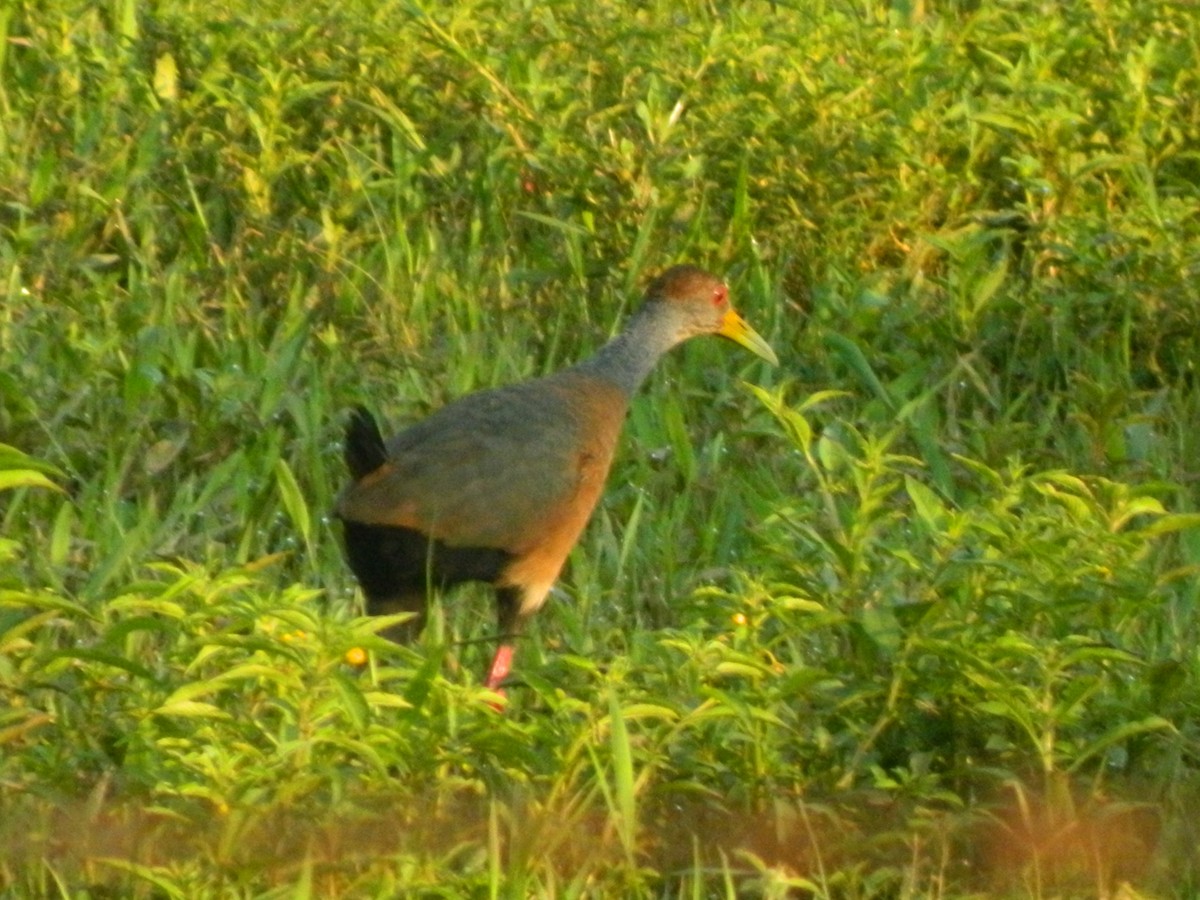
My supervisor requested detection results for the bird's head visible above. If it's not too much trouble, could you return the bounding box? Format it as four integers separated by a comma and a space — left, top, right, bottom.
645, 265, 779, 366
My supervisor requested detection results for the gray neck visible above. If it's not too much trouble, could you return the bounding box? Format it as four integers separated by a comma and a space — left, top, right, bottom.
572, 302, 682, 397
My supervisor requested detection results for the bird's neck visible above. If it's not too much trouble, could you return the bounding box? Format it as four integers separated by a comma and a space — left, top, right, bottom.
573, 304, 680, 397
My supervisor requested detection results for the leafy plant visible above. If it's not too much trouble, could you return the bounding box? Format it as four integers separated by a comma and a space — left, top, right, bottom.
3, 0, 1200, 895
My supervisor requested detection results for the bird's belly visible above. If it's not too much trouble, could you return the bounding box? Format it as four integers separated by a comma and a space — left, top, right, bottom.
342, 520, 514, 598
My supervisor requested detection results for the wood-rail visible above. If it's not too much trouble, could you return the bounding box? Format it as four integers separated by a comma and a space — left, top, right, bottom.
335, 265, 778, 699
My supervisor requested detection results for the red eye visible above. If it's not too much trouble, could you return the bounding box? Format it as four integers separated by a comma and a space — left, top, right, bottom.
712, 285, 728, 306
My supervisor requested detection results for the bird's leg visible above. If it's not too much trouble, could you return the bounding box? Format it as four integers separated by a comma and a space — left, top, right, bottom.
485, 586, 524, 700
485, 642, 515, 692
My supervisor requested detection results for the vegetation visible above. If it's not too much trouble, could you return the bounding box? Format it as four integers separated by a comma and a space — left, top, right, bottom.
2, 0, 1198, 895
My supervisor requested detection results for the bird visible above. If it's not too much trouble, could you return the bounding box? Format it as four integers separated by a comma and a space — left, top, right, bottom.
334, 264, 778, 699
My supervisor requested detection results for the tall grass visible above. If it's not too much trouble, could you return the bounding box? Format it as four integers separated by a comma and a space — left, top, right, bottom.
3, 0, 1199, 895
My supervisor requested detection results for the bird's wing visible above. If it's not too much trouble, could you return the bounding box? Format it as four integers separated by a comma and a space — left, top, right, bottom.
335, 374, 628, 553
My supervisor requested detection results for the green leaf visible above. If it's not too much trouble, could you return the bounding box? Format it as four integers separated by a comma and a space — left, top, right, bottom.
0, 469, 63, 493
331, 671, 371, 729
1140, 513, 1200, 536
275, 458, 312, 555
0, 444, 64, 477
153, 700, 231, 720
49, 502, 74, 568
618, 703, 679, 722
49, 648, 158, 680
970, 259, 1008, 315
714, 661, 771, 680
1109, 495, 1166, 532
905, 474, 948, 532
153, 52, 178, 101
970, 110, 1033, 135
607, 688, 637, 854
1067, 716, 1175, 773
825, 332, 895, 412
95, 858, 185, 899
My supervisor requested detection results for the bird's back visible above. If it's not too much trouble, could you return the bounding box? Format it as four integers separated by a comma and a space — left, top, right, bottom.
335, 368, 629, 557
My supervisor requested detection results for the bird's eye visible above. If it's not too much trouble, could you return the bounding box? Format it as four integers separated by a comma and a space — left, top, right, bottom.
712, 285, 728, 306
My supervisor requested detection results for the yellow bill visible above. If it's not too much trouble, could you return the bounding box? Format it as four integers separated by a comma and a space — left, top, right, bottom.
718, 308, 779, 366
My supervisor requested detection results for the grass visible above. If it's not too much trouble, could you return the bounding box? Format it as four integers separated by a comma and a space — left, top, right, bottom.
2, 0, 1200, 895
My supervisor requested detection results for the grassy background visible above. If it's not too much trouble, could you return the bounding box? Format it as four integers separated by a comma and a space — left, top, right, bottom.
2, 0, 1199, 895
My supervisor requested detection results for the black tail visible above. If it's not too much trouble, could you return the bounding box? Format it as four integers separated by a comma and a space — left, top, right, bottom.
345, 405, 388, 480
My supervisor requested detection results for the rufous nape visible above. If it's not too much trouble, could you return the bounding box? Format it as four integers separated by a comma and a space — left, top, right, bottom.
335, 265, 778, 700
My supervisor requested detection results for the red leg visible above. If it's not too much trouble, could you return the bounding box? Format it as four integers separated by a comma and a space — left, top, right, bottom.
487, 587, 523, 707
485, 642, 515, 702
